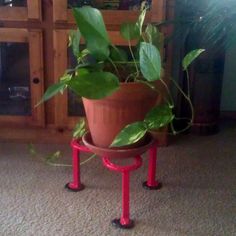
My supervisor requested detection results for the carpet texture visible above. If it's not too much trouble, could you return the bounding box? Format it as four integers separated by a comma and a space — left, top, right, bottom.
0, 123, 236, 236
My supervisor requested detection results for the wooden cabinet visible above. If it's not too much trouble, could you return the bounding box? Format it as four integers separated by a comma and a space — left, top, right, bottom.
0, 28, 44, 127
0, 1, 172, 143
53, 0, 165, 27
0, 0, 41, 21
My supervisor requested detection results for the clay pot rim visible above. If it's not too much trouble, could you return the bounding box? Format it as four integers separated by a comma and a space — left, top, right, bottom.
82, 80, 158, 148
82, 132, 155, 158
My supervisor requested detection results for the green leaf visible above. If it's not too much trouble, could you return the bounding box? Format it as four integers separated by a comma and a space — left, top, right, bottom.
68, 72, 119, 99
182, 49, 205, 71
110, 46, 128, 61
69, 29, 81, 57
88, 39, 110, 61
145, 24, 163, 50
28, 143, 37, 156
111, 121, 147, 147
144, 104, 174, 129
136, 8, 147, 35
36, 81, 67, 106
139, 42, 161, 81
73, 118, 87, 139
60, 73, 73, 82
120, 22, 140, 41
75, 68, 89, 77
45, 151, 61, 164
72, 6, 110, 60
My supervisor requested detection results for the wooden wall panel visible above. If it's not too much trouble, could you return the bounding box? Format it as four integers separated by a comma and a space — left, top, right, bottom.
0, 28, 28, 42
0, 7, 27, 21
53, 0, 67, 22
27, 0, 42, 20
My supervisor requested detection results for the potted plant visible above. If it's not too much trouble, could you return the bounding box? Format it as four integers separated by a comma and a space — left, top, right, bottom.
172, 0, 236, 135
38, 6, 204, 148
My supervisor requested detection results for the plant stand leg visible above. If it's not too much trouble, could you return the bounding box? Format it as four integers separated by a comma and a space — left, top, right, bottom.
112, 171, 134, 229
103, 156, 142, 229
65, 141, 85, 192
143, 144, 162, 190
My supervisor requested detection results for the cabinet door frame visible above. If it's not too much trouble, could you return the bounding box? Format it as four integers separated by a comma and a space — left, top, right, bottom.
0, 0, 42, 21
53, 30, 69, 128
53, 0, 165, 26
0, 28, 45, 127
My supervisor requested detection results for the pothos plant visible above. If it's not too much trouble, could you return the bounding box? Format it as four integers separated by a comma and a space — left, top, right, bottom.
38, 6, 205, 147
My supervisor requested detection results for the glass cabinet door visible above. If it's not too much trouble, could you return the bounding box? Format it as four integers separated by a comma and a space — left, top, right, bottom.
0, 42, 31, 116
0, 0, 27, 7
67, 48, 85, 117
53, 0, 163, 26
0, 0, 41, 21
53, 30, 83, 128
67, 0, 151, 10
0, 29, 45, 127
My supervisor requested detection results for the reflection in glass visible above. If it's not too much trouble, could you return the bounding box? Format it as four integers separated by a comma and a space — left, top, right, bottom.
67, 48, 85, 117
67, 0, 152, 10
0, 42, 31, 115
68, 0, 93, 8
68, 91, 85, 116
0, 0, 27, 7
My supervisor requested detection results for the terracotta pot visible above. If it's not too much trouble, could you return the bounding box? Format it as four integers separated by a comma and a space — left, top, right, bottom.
82, 82, 158, 148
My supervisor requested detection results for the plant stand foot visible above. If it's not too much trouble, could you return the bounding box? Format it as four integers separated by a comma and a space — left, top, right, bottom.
103, 156, 142, 229
64, 182, 85, 192
112, 218, 134, 229
142, 181, 162, 190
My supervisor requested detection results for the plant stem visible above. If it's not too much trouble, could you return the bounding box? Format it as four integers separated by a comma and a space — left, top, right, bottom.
125, 72, 138, 82
113, 61, 139, 64
47, 162, 72, 167
171, 78, 191, 108
174, 117, 191, 121
107, 57, 120, 77
186, 69, 190, 97
136, 79, 155, 89
160, 78, 175, 107
141, 32, 147, 42
170, 120, 177, 135
80, 154, 96, 165
47, 154, 96, 167
170, 75, 195, 135
128, 40, 139, 80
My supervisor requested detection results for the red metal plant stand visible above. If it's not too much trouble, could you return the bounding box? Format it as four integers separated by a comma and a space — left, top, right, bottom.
65, 137, 162, 229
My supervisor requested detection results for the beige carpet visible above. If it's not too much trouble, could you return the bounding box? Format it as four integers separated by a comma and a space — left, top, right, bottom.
0, 122, 236, 236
